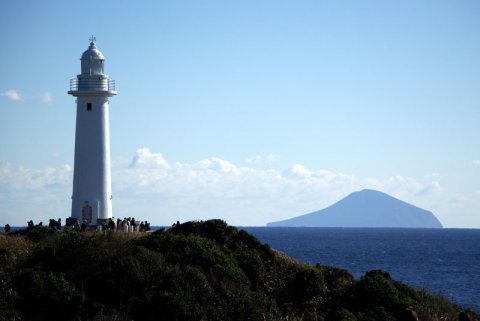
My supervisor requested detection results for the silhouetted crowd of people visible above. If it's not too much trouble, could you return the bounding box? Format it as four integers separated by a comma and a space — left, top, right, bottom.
102, 217, 151, 232
48, 218, 62, 230
27, 220, 48, 230
1, 217, 153, 234
84, 217, 152, 232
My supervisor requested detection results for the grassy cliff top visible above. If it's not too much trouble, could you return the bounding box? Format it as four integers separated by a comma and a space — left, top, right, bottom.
0, 220, 474, 321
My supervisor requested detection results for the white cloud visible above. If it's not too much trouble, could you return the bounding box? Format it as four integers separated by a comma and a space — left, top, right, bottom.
40, 91, 53, 104
362, 175, 442, 199
417, 181, 442, 196
0, 162, 73, 225
122, 150, 354, 200
472, 160, 480, 167
0, 162, 72, 192
0, 90, 54, 104
1, 89, 22, 101
288, 164, 312, 178
129, 148, 169, 169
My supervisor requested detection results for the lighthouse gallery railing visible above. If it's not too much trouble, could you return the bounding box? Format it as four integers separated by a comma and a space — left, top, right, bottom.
69, 78, 116, 92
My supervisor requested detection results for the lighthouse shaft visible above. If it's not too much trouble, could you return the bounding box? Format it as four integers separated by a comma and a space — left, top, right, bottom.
71, 96, 112, 224
69, 40, 116, 226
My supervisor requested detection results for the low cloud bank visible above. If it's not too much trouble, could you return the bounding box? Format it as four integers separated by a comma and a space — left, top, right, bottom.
0, 149, 448, 226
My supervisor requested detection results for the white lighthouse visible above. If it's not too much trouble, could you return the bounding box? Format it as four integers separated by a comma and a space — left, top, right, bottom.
68, 37, 117, 226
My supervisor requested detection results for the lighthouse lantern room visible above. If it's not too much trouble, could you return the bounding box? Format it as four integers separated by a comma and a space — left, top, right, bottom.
68, 37, 117, 226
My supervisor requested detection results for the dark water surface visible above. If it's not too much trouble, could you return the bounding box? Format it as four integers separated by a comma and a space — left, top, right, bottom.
243, 227, 480, 310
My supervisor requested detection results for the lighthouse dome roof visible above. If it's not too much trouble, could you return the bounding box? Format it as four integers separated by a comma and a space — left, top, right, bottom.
81, 42, 105, 60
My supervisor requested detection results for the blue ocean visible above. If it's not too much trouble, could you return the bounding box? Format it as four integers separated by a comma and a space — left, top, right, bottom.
244, 227, 480, 310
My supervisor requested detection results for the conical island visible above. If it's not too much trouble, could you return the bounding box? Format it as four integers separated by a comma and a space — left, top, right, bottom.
268, 189, 443, 228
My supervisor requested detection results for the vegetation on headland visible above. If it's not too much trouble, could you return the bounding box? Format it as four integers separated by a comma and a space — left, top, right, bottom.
0, 220, 476, 321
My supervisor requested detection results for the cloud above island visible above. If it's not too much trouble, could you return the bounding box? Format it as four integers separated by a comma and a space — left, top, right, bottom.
120, 148, 441, 198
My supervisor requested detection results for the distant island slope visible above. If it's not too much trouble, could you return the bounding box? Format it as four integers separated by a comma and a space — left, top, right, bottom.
268, 189, 443, 228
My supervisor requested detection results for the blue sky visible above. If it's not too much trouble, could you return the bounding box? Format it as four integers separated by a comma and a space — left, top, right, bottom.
1, 0, 479, 227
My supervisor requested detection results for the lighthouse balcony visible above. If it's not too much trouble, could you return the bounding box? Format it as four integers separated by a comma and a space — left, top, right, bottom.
69, 78, 116, 94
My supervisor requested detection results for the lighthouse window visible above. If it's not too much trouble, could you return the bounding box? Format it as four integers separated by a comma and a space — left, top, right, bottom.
87, 103, 92, 111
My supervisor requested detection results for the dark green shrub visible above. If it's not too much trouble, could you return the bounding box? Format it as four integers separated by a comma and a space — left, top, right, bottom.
362, 306, 396, 321
13, 268, 85, 321
24, 226, 58, 242
236, 248, 265, 289
340, 269, 423, 320
168, 219, 237, 247
337, 308, 358, 321
318, 264, 354, 293
290, 266, 324, 303
237, 229, 275, 262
